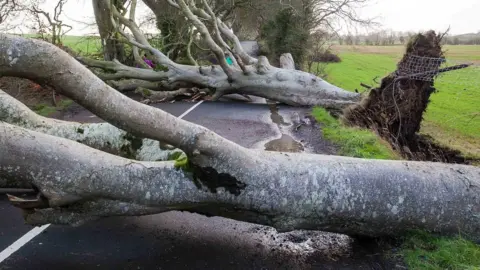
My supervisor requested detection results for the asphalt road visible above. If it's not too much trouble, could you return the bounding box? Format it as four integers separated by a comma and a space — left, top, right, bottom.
0, 100, 394, 270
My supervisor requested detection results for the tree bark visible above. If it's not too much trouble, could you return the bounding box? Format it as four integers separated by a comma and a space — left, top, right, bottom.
1, 122, 480, 239
280, 53, 295, 70
79, 55, 359, 108
81, 2, 361, 109
0, 89, 180, 162
93, 0, 126, 62
1, 34, 480, 240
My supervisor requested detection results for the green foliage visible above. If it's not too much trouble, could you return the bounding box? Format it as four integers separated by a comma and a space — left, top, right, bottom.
155, 16, 194, 62
140, 88, 152, 97
399, 231, 480, 270
33, 103, 57, 116
168, 151, 191, 172
157, 18, 178, 51
312, 107, 398, 159
154, 64, 169, 72
259, 8, 310, 67
33, 99, 73, 117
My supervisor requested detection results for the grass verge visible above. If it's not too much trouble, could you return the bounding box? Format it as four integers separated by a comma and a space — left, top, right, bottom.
312, 107, 398, 160
33, 99, 73, 116
398, 231, 480, 270
312, 107, 480, 269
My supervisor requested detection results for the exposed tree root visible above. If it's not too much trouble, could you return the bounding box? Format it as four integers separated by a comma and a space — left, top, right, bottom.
342, 31, 473, 164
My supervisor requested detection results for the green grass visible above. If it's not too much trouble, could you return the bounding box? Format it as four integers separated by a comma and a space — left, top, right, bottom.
21, 34, 102, 55
323, 52, 397, 91
312, 107, 398, 160
398, 231, 480, 270
33, 99, 73, 116
316, 46, 480, 159
33, 103, 57, 116
61, 35, 101, 55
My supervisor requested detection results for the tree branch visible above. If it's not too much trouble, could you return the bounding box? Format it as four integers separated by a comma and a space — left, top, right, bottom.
162, 0, 256, 65
1, 121, 480, 240
1, 34, 480, 240
0, 89, 180, 162
110, 2, 174, 66
172, 0, 234, 80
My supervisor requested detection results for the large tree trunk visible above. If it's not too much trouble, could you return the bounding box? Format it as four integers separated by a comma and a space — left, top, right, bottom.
93, 0, 127, 62
1, 34, 480, 240
78, 54, 360, 108
0, 89, 179, 162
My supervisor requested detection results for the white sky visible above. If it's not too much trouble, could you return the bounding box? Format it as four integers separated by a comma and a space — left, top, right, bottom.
5, 0, 480, 36
358, 0, 480, 35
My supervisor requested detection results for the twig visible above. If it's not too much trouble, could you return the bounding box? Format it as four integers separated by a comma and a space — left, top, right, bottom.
360, 83, 372, 89
52, 89, 57, 107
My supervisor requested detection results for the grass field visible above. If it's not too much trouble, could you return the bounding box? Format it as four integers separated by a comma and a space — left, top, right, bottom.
22, 34, 102, 55
321, 45, 480, 159
61, 35, 102, 55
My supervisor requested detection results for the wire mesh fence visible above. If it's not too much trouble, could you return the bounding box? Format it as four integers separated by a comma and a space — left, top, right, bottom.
396, 53, 480, 88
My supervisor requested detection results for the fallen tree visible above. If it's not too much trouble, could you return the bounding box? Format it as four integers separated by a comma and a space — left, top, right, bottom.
66, 0, 473, 166
1, 34, 480, 241
75, 0, 361, 108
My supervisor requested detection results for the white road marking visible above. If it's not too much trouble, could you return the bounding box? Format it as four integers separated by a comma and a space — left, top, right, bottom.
0, 224, 50, 263
178, 100, 204, 119
0, 100, 205, 264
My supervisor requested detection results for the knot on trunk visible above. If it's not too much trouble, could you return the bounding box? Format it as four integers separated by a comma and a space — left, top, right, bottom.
256, 56, 271, 74
280, 53, 295, 70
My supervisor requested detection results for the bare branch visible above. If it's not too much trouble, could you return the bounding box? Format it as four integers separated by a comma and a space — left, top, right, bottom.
186, 28, 198, 66
110, 3, 175, 66
0, 89, 179, 162
161, 0, 257, 65
27, 0, 70, 44
76, 57, 169, 81
0, 0, 22, 25
171, 0, 234, 80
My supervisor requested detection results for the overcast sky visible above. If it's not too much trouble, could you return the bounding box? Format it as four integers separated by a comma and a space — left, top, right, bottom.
6, 0, 480, 36
359, 0, 480, 35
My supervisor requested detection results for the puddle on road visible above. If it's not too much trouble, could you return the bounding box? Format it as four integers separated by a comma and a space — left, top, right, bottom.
264, 102, 304, 153
264, 134, 304, 152
268, 103, 290, 126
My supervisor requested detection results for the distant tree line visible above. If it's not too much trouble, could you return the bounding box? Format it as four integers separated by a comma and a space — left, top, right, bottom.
337, 30, 480, 46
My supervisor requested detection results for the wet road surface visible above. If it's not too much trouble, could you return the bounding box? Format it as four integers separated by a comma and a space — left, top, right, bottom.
0, 99, 397, 269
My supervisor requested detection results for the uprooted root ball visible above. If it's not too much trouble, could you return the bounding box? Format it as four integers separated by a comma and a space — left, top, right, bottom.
341, 31, 472, 164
